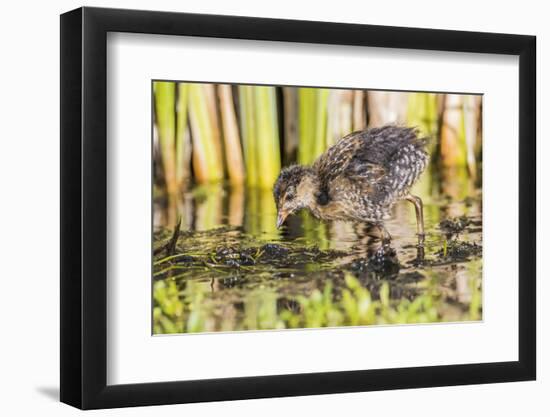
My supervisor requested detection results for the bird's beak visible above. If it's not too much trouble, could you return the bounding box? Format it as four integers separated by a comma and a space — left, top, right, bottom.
276, 210, 289, 229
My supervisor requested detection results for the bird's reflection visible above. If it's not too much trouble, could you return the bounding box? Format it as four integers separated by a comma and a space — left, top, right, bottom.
361, 223, 425, 268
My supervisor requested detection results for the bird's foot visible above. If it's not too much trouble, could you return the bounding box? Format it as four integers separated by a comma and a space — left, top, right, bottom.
415, 244, 425, 262
377, 223, 392, 245
414, 233, 425, 261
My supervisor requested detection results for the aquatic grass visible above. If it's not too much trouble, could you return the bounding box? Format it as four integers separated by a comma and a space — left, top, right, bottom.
183, 281, 210, 333
283, 274, 440, 329
153, 264, 191, 277
244, 290, 284, 330
153, 265, 481, 334
341, 274, 376, 325
154, 252, 195, 266
467, 259, 482, 320
153, 280, 184, 334
282, 282, 342, 328
469, 275, 482, 321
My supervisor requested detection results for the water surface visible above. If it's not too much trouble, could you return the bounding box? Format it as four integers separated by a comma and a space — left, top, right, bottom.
153, 182, 482, 334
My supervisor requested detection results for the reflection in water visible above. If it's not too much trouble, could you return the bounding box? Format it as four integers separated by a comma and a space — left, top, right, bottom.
153, 182, 482, 334
228, 186, 244, 227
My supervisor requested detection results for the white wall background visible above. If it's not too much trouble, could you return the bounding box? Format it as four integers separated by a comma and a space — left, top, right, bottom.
0, 0, 545, 415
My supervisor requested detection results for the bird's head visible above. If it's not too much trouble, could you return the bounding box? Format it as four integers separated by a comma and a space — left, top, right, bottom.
273, 165, 316, 228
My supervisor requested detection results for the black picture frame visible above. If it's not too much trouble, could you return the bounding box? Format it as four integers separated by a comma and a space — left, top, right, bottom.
60, 6, 536, 410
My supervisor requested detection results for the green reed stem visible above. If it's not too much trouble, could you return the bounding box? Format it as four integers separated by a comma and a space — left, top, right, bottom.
254, 86, 281, 188
313, 89, 329, 159
298, 88, 316, 164
154, 81, 177, 195
239, 86, 258, 187
175, 83, 190, 186
188, 84, 224, 183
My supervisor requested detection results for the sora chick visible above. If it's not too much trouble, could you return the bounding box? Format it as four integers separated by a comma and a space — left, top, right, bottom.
273, 126, 429, 245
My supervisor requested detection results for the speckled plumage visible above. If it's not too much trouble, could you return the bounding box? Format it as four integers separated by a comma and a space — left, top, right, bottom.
273, 126, 429, 226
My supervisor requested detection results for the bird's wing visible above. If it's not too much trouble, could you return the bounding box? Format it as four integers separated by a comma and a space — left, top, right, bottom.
314, 131, 387, 205
343, 160, 386, 186
314, 131, 362, 183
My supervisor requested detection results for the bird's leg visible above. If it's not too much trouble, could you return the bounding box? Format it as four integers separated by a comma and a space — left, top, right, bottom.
415, 245, 425, 262
405, 194, 425, 246
377, 223, 392, 245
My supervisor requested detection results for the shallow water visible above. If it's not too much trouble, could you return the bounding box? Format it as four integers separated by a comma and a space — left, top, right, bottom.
153, 183, 482, 334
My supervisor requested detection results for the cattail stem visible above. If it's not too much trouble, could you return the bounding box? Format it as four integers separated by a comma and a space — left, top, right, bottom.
298, 88, 316, 164
407, 92, 438, 137
254, 86, 281, 189
338, 90, 353, 137
298, 88, 332, 164
239, 86, 258, 187
352, 90, 366, 131
282, 87, 299, 164
463, 95, 479, 180
154, 81, 177, 196
313, 89, 329, 159
217, 85, 245, 185
175, 83, 190, 187
440, 94, 467, 168
367, 91, 408, 126
188, 84, 224, 183
203, 84, 223, 164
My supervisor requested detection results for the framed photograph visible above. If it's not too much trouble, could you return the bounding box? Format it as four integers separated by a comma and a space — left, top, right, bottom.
60, 6, 536, 409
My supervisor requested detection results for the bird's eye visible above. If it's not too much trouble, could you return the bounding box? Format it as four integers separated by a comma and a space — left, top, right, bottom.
286, 188, 296, 201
